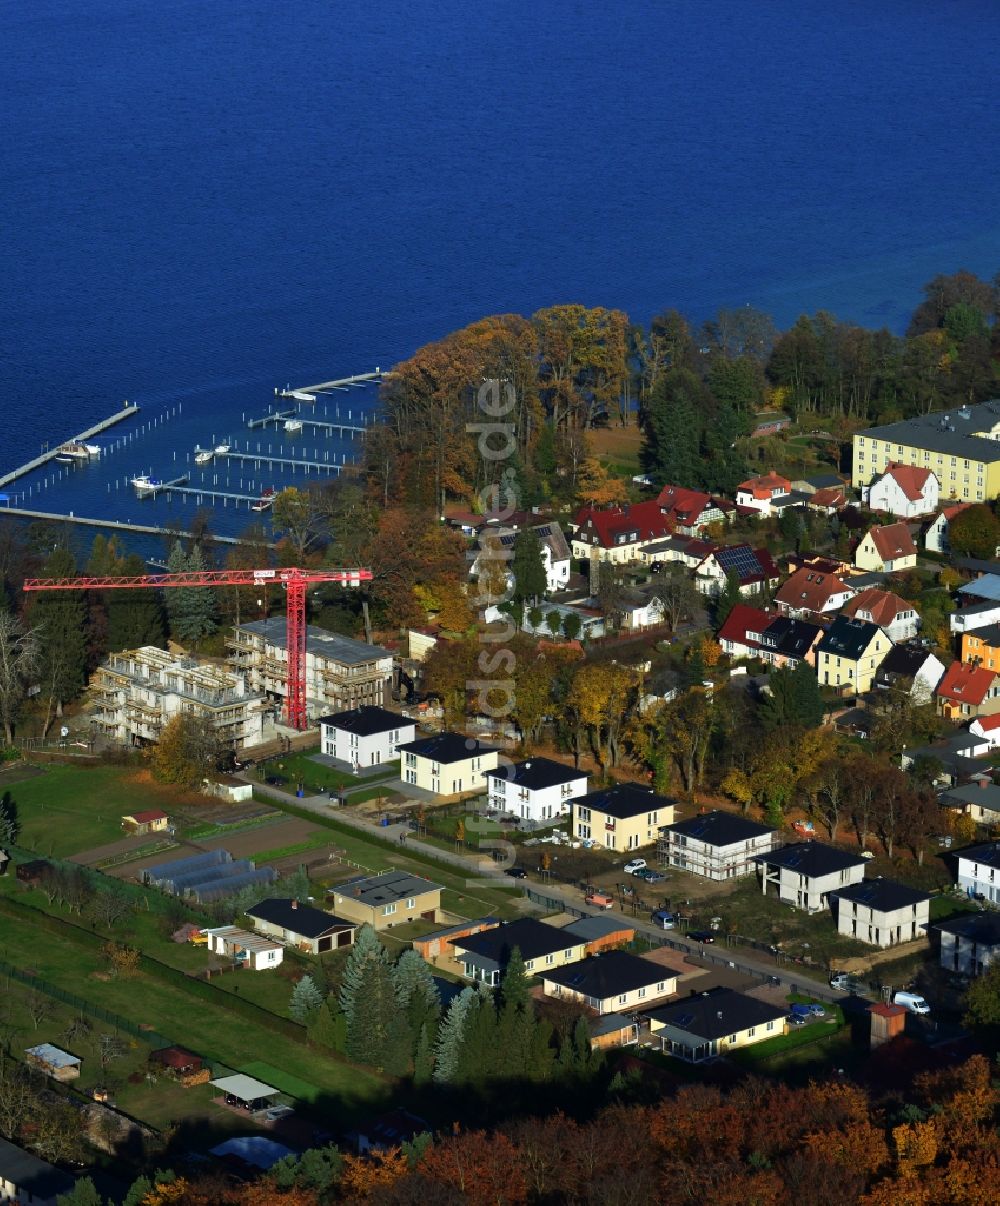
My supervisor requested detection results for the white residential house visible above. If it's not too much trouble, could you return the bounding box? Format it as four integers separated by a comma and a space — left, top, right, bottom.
864, 463, 939, 518
754, 842, 867, 913
398, 732, 499, 796
473, 522, 572, 595
0, 1137, 75, 1206
969, 714, 1000, 748
874, 644, 946, 704
319, 706, 415, 767
956, 842, 1000, 906
925, 503, 974, 554
735, 472, 793, 517
841, 588, 921, 643
937, 912, 1000, 977
203, 925, 284, 971
658, 810, 779, 880
829, 878, 930, 948
484, 758, 588, 824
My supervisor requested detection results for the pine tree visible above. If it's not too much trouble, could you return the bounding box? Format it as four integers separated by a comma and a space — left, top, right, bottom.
497, 949, 536, 1079
122, 1177, 153, 1206
641, 368, 704, 487
393, 949, 441, 1046
347, 957, 410, 1073
511, 529, 547, 607
339, 924, 389, 1022
107, 553, 166, 651
413, 1021, 434, 1085
307, 1001, 347, 1052
289, 975, 324, 1023
457, 984, 498, 1085
165, 542, 217, 646
55, 1179, 105, 1206
33, 546, 87, 735
433, 986, 475, 1084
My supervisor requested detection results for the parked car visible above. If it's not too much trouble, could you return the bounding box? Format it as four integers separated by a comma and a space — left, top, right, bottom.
585, 892, 614, 910
687, 930, 715, 944
787, 1013, 808, 1027
650, 909, 675, 929
807, 1003, 826, 1018
893, 990, 931, 1015
637, 868, 667, 883
623, 858, 647, 875
789, 1003, 813, 1021
504, 867, 528, 879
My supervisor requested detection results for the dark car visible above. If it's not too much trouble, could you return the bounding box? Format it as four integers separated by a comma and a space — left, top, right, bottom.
504, 867, 528, 879
638, 869, 667, 884
687, 930, 715, 944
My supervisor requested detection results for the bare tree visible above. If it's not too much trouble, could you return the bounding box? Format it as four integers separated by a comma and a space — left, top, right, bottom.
98, 1033, 128, 1074
0, 1051, 34, 1139
23, 990, 53, 1032
88, 886, 132, 932
0, 613, 39, 744
657, 567, 700, 633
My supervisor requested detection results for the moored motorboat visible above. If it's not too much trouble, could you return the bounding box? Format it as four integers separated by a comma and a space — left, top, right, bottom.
284, 418, 303, 433
194, 447, 213, 465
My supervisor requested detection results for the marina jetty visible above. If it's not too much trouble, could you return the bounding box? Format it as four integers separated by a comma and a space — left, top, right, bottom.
0, 505, 267, 546
0, 402, 139, 490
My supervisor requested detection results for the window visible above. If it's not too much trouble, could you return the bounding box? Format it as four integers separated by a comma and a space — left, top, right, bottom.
766, 1020, 774, 1031
382, 903, 396, 916
407, 897, 415, 908
545, 954, 554, 966
618, 994, 627, 1004
657, 981, 665, 991
564, 949, 573, 958
748, 1027, 756, 1037
638, 988, 646, 999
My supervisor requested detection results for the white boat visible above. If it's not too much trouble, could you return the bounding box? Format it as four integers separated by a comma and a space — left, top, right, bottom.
194, 448, 213, 465
252, 487, 276, 513
83, 442, 101, 457
55, 441, 91, 462
131, 475, 161, 496
284, 418, 303, 433
214, 443, 231, 456
290, 391, 316, 403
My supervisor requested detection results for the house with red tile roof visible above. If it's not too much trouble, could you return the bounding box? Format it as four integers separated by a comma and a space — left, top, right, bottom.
571, 502, 675, 564
717, 604, 775, 659
842, 587, 920, 642
775, 567, 856, 619
864, 463, 939, 518
854, 522, 918, 574
936, 660, 1000, 720
653, 485, 732, 535
735, 471, 792, 517
806, 485, 848, 514
925, 502, 975, 554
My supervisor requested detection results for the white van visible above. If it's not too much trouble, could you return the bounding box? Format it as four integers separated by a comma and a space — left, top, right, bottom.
893, 991, 931, 1015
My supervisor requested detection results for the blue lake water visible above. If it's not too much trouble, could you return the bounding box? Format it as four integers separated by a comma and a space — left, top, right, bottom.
2, 0, 999, 545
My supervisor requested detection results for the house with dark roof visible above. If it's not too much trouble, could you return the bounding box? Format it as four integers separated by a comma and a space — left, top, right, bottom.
647, 987, 787, 1062
472, 521, 572, 595
937, 911, 1000, 977
541, 950, 677, 1014
0, 1136, 76, 1206
561, 914, 636, 954
864, 463, 939, 518
571, 784, 676, 853
658, 810, 779, 881
829, 878, 930, 948
245, 897, 356, 954
319, 706, 416, 767
935, 660, 1000, 721
695, 544, 780, 598
855, 522, 918, 574
940, 779, 1000, 824
398, 732, 499, 796
484, 757, 588, 825
757, 616, 823, 669
960, 623, 1000, 674
956, 842, 1000, 907
754, 841, 866, 913
874, 643, 946, 704
329, 871, 443, 931
842, 587, 920, 643
816, 615, 892, 695
775, 567, 856, 619
450, 918, 587, 985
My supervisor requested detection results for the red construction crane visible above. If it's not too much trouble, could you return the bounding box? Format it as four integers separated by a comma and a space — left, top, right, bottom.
22, 566, 373, 731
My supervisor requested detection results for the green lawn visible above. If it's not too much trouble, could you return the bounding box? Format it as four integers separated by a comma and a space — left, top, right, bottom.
258, 750, 399, 794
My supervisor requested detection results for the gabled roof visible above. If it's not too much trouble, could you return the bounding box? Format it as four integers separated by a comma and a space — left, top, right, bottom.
958, 574, 1000, 602
935, 910, 1000, 945
246, 898, 356, 939
865, 522, 917, 562
737, 471, 791, 498
717, 603, 774, 650
397, 732, 498, 763
940, 502, 973, 522
317, 705, 411, 736
0, 1137, 75, 1200
542, 950, 674, 998
816, 615, 883, 660
760, 616, 823, 659
124, 808, 168, 824
972, 713, 1000, 732
452, 918, 582, 965
940, 782, 1000, 813
879, 463, 935, 502
775, 567, 854, 612
484, 757, 586, 791
936, 660, 997, 706
831, 877, 929, 912
706, 545, 779, 586
654, 484, 721, 526
334, 870, 443, 906
957, 841, 1000, 870
648, 987, 787, 1041
809, 485, 847, 509
664, 809, 777, 847
842, 587, 913, 627
755, 841, 866, 877
876, 643, 938, 681
571, 783, 676, 821
572, 501, 675, 548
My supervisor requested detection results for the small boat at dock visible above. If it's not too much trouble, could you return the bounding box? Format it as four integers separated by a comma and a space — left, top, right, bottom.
214, 443, 231, 456
130, 475, 162, 496
284, 418, 303, 433
290, 391, 316, 403
194, 447, 213, 465
55, 441, 96, 463
252, 487, 276, 512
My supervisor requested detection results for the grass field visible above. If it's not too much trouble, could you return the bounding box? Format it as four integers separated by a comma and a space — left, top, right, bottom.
258, 750, 399, 795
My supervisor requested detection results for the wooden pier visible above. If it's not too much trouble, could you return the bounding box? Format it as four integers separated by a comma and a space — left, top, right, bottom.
245, 411, 368, 436
0, 506, 268, 546
277, 369, 385, 398
138, 474, 189, 498
0, 403, 140, 489
217, 450, 343, 474
248, 407, 297, 431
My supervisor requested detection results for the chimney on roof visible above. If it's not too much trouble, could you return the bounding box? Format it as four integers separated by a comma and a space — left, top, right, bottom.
291, 899, 298, 909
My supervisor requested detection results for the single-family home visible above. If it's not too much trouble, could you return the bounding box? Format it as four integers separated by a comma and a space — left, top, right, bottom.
694, 545, 780, 597
330, 871, 442, 930
864, 463, 939, 518
939, 779, 1000, 824
815, 616, 892, 694
775, 567, 856, 619
716, 603, 775, 659
560, 914, 637, 954
0, 1137, 76, 1206
398, 732, 499, 796
658, 810, 779, 880
841, 588, 920, 642
571, 502, 674, 564
451, 918, 587, 985
319, 706, 416, 768
411, 917, 501, 964
829, 878, 930, 948
935, 660, 1000, 720
969, 713, 1000, 748
654, 485, 732, 536
806, 485, 848, 515
735, 471, 792, 517
639, 535, 717, 569
952, 576, 1000, 634
203, 925, 283, 970
572, 784, 676, 852
647, 987, 788, 1062
854, 523, 918, 574
754, 841, 867, 913
473, 521, 572, 595
756, 616, 823, 668
937, 911, 1000, 977
541, 950, 677, 1014
960, 624, 1000, 672
484, 757, 588, 824
873, 644, 946, 704
925, 503, 974, 554
956, 841, 1000, 906
24, 1044, 81, 1082
245, 898, 356, 954
121, 809, 170, 835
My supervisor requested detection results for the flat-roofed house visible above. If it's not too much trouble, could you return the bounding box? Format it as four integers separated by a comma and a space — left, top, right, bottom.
647, 987, 787, 1062
319, 706, 416, 767
956, 841, 1000, 907
754, 841, 866, 913
541, 950, 677, 1014
398, 732, 499, 797
330, 870, 443, 930
203, 925, 283, 971
937, 911, 1000, 977
658, 810, 779, 881
829, 878, 930, 948
484, 757, 588, 824
572, 784, 676, 853
24, 1044, 81, 1082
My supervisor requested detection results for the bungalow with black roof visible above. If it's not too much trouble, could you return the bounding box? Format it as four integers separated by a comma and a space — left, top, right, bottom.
329, 870, 443, 931
245, 897, 356, 954
937, 910, 1000, 977
816, 615, 892, 695
572, 784, 676, 853
829, 878, 930, 948
658, 810, 779, 881
450, 918, 587, 985
0, 1136, 76, 1206
484, 757, 588, 825
754, 841, 866, 913
647, 987, 787, 1062
541, 950, 677, 1014
398, 732, 499, 797
319, 706, 416, 768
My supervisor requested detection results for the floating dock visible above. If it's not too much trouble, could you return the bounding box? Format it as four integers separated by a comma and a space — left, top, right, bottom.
276, 369, 385, 398
216, 450, 343, 474
244, 410, 368, 436
0, 403, 140, 489
0, 506, 267, 545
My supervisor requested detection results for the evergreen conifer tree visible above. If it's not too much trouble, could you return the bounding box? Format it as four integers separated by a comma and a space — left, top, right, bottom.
433, 986, 475, 1084
511, 529, 547, 607
34, 546, 88, 734
107, 553, 166, 651
714, 571, 742, 629
289, 974, 324, 1023
339, 924, 389, 1022
165, 542, 217, 646
413, 1021, 434, 1085
456, 983, 498, 1085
